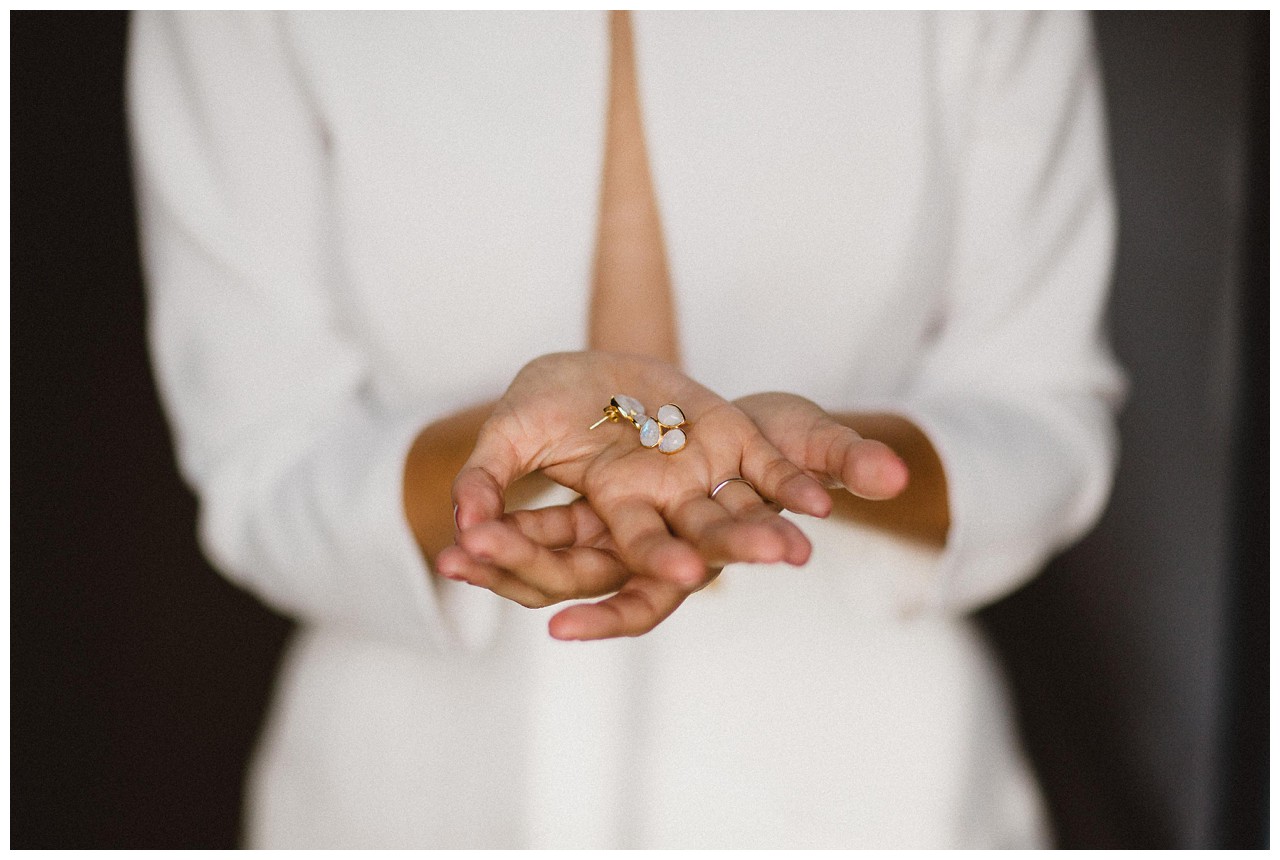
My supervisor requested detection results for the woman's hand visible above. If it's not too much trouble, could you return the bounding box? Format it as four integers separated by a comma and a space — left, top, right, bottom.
438, 497, 622, 603
736, 393, 954, 546
443, 352, 832, 639
435, 498, 636, 638
732, 392, 910, 499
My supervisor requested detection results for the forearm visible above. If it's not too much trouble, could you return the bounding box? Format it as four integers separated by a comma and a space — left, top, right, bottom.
401, 401, 494, 567
830, 412, 951, 548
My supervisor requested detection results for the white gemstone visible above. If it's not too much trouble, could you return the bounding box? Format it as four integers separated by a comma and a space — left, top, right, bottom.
656, 404, 685, 428
639, 418, 661, 448
658, 427, 686, 454
613, 394, 645, 421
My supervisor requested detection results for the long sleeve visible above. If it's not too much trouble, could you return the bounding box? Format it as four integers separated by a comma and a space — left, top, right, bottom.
897, 12, 1126, 613
128, 12, 480, 652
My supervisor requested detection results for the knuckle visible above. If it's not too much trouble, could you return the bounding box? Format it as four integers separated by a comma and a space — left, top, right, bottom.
621, 609, 661, 637
624, 621, 658, 638
757, 456, 800, 491
540, 579, 573, 604
514, 591, 555, 610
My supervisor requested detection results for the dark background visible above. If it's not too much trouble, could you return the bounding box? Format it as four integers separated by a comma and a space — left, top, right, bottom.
11, 11, 1268, 849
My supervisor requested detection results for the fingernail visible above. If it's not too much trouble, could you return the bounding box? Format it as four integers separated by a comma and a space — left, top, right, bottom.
453, 504, 460, 535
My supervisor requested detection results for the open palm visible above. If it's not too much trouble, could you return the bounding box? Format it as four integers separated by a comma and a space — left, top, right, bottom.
442, 352, 832, 638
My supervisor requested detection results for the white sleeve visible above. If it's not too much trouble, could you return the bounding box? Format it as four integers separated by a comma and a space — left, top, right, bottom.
898, 12, 1126, 613
128, 12, 488, 652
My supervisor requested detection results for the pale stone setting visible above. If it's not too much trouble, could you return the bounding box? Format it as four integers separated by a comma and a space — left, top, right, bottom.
658, 427, 687, 454
612, 394, 646, 425
639, 417, 662, 448
656, 404, 685, 428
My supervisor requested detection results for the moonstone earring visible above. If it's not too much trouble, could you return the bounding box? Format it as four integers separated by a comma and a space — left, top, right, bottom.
640, 403, 686, 454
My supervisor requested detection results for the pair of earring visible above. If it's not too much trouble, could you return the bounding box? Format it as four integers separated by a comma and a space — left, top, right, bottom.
589, 394, 688, 454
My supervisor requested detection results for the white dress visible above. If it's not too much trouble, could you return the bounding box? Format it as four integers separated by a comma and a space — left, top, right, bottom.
129, 11, 1123, 849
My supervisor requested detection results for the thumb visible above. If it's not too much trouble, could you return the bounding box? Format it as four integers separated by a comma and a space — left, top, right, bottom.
825, 427, 909, 500
452, 426, 527, 531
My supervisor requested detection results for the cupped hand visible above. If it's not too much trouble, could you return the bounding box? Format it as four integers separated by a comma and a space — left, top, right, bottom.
436, 497, 665, 640
443, 352, 832, 639
732, 392, 910, 500
437, 478, 781, 640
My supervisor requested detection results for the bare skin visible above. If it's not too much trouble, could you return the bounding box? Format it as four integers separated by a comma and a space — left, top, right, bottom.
404, 361, 949, 641
738, 395, 951, 547
588, 10, 680, 365
444, 353, 832, 636
401, 12, 951, 641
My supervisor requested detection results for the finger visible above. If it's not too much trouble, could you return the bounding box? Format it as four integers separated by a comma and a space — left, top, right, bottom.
666, 494, 792, 566
452, 424, 525, 530
710, 481, 813, 566
821, 426, 910, 500
458, 519, 630, 601
505, 498, 609, 551
439, 539, 628, 609
434, 544, 555, 608
547, 574, 689, 640
740, 434, 833, 518
599, 497, 707, 589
